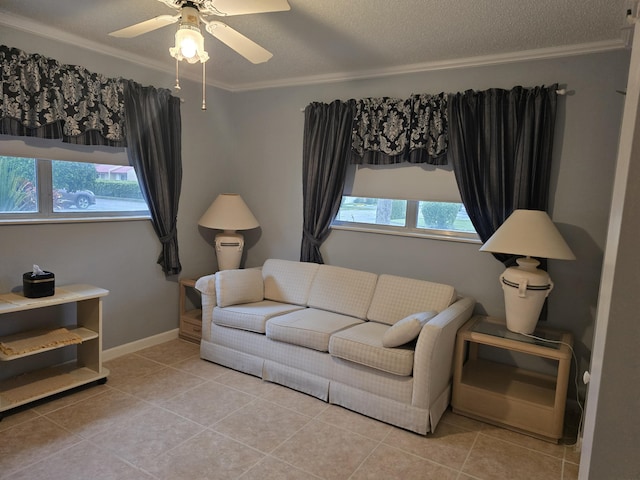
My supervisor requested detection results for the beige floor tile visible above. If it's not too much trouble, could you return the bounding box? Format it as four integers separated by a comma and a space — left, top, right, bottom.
351, 443, 458, 480
173, 355, 231, 380
43, 388, 150, 438
480, 423, 566, 459
316, 405, 392, 441
214, 369, 277, 396
563, 460, 580, 480
114, 366, 204, 403
0, 416, 81, 476
30, 383, 110, 415
2, 340, 579, 480
103, 353, 165, 387
0, 408, 40, 433
139, 429, 264, 480
214, 398, 312, 453
261, 383, 329, 417
239, 456, 322, 480
462, 433, 563, 480
6, 440, 154, 480
272, 419, 378, 480
441, 410, 492, 432
88, 405, 204, 466
384, 421, 478, 470
135, 338, 199, 365
564, 443, 582, 464
161, 380, 255, 426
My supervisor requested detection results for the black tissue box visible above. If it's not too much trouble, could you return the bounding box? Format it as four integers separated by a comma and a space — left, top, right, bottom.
22, 271, 55, 298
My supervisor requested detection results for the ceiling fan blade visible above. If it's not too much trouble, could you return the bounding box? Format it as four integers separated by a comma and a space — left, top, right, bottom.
205, 21, 273, 64
109, 14, 179, 38
201, 0, 290, 16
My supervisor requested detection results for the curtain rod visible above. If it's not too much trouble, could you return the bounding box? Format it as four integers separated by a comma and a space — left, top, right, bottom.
300, 88, 568, 111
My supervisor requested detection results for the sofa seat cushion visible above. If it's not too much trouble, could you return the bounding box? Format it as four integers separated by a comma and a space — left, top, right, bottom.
329, 322, 415, 376
266, 308, 363, 352
214, 301, 305, 334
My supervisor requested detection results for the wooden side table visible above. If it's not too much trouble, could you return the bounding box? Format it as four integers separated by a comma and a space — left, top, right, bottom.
452, 315, 573, 443
179, 278, 202, 343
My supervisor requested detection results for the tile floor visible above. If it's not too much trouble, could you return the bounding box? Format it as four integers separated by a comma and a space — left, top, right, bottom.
0, 339, 582, 479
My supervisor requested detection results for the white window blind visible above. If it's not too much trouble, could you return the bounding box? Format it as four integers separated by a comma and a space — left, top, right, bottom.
344, 163, 461, 203
0, 135, 128, 166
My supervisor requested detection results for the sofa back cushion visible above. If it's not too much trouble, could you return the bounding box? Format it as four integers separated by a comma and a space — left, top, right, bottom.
262, 259, 320, 306
216, 268, 264, 307
307, 265, 378, 319
367, 274, 457, 325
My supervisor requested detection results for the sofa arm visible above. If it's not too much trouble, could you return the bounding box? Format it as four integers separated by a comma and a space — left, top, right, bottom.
195, 274, 217, 342
411, 296, 475, 411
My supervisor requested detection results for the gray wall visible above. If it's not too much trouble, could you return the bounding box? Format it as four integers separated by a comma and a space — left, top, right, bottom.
0, 27, 232, 348
0, 24, 630, 384
229, 51, 629, 380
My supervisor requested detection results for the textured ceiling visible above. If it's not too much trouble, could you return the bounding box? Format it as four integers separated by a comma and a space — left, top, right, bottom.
0, 0, 630, 91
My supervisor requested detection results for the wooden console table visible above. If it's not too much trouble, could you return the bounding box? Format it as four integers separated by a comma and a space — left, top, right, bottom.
0, 284, 109, 417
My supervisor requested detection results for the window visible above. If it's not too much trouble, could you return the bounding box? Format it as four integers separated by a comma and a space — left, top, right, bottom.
334, 163, 479, 243
0, 155, 149, 222
333, 196, 479, 243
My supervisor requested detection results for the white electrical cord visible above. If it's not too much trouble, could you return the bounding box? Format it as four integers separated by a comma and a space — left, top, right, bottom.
518, 331, 585, 448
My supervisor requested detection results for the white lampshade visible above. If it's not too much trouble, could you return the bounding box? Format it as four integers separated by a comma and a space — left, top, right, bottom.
198, 194, 259, 232
198, 194, 259, 271
480, 209, 575, 334
480, 210, 575, 260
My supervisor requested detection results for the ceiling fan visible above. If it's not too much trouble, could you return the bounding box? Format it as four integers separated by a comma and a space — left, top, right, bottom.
108, 0, 290, 64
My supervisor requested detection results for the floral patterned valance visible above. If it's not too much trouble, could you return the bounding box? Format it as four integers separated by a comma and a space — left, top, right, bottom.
0, 45, 126, 147
351, 92, 448, 165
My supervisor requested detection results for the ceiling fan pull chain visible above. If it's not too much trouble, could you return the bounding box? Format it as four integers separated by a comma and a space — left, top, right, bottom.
202, 62, 207, 110
174, 57, 181, 91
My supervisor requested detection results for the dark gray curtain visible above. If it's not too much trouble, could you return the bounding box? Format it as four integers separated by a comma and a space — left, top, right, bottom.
447, 85, 558, 266
123, 80, 183, 275
301, 100, 354, 263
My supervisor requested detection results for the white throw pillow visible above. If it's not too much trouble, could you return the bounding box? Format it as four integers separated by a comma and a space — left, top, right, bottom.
215, 268, 264, 307
381, 311, 438, 347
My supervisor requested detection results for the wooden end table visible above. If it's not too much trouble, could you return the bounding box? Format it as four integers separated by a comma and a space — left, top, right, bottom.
452, 315, 573, 443
178, 278, 202, 343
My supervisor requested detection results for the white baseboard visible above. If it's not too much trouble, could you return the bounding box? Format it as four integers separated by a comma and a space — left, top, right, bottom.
103, 328, 180, 362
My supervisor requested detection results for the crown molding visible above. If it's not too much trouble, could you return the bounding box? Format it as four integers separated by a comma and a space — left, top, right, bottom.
229, 39, 627, 92
0, 10, 627, 93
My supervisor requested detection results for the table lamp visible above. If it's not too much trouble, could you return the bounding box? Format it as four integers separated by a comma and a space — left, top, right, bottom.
480, 209, 575, 334
198, 193, 259, 270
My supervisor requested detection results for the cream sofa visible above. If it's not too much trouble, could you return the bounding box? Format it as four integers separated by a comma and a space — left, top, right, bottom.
195, 259, 475, 434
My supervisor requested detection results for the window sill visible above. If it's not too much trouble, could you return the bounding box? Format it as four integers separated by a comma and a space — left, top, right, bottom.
0, 215, 151, 226
331, 223, 482, 244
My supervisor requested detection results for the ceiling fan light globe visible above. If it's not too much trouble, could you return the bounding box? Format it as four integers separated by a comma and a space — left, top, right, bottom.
170, 25, 209, 63
180, 38, 198, 58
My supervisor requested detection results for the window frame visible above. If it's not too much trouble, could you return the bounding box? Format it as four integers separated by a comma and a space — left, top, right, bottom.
332, 196, 481, 244
0, 156, 151, 225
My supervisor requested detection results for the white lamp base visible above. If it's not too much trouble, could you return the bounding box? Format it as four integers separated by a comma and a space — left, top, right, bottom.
215, 231, 244, 271
500, 257, 554, 334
